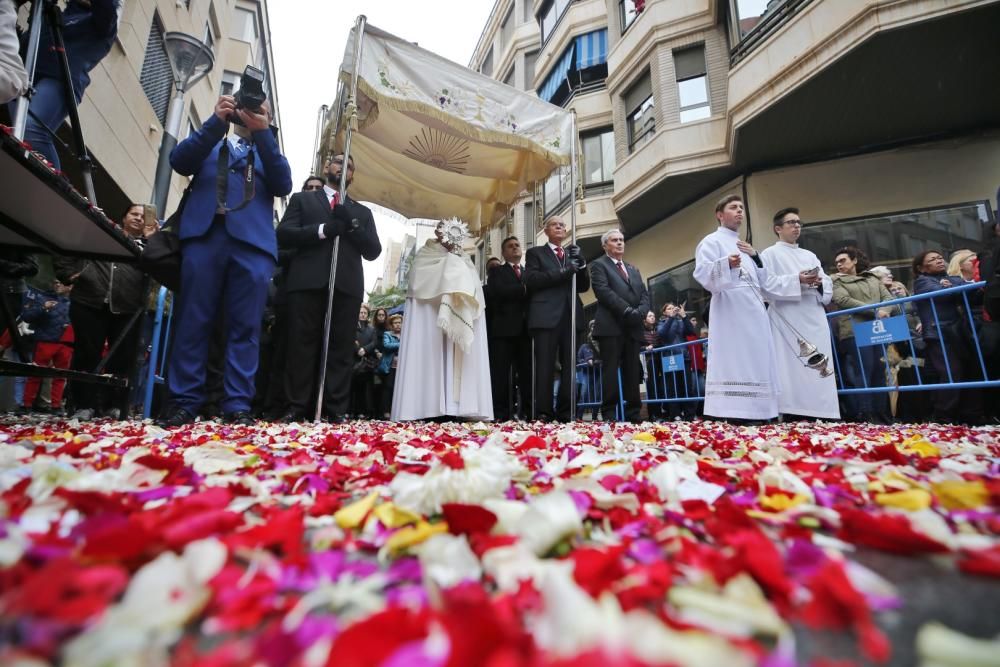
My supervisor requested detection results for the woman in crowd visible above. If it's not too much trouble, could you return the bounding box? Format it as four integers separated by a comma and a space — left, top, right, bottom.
884, 280, 929, 421
351, 304, 378, 418
576, 320, 600, 420
912, 249, 982, 424
948, 249, 978, 283
370, 307, 389, 413
641, 310, 661, 419
376, 313, 402, 418
831, 246, 893, 423
54, 203, 147, 419
656, 302, 695, 420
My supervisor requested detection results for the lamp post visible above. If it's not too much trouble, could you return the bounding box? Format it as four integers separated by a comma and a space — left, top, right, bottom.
151, 32, 214, 217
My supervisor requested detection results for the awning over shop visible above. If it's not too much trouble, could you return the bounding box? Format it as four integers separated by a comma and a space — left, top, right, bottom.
327, 23, 574, 233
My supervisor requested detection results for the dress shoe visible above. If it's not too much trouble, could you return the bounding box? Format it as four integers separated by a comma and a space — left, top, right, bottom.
280, 411, 309, 424
157, 406, 196, 428
224, 411, 255, 426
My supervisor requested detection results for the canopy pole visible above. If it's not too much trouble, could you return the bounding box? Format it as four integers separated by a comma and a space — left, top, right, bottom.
314, 15, 367, 423
568, 110, 579, 422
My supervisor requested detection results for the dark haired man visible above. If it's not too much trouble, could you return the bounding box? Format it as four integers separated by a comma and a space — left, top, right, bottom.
159, 96, 292, 427
276, 153, 381, 422
302, 176, 325, 191
692, 195, 797, 422
760, 207, 839, 420
485, 236, 532, 420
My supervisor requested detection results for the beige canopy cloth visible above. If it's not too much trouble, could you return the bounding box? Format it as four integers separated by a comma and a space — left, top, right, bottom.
325, 22, 574, 232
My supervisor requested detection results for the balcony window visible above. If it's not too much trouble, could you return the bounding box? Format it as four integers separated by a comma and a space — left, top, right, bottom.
538, 0, 572, 44
233, 7, 258, 43
582, 128, 615, 187
220, 70, 240, 96
500, 5, 514, 46
481, 49, 493, 77
503, 66, 515, 88
624, 71, 654, 152
536, 29, 608, 106
619, 0, 644, 33
674, 45, 710, 123
733, 0, 769, 39
729, 0, 812, 63
543, 165, 572, 217
524, 50, 538, 90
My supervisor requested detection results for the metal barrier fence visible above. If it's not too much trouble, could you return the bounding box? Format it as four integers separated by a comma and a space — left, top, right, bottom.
142, 282, 996, 420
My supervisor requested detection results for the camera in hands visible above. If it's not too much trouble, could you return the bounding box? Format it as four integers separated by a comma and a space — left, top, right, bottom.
231, 65, 267, 126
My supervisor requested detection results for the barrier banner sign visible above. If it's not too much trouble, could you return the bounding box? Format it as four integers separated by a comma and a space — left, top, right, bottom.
661, 353, 685, 373
853, 315, 911, 347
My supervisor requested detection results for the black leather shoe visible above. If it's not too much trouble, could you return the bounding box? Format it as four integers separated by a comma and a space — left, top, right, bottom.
224, 411, 255, 426
280, 411, 309, 424
157, 407, 196, 428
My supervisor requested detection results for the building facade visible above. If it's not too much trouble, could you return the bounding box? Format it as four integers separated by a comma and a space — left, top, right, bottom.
470, 0, 1000, 317
11, 0, 282, 223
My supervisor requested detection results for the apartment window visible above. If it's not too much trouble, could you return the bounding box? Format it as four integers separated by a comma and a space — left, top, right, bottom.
181, 0, 191, 8
733, 0, 771, 39
233, 7, 258, 43
503, 66, 515, 88
522, 0, 532, 23
543, 165, 572, 217
582, 128, 615, 186
523, 202, 535, 247
674, 45, 710, 123
537, 29, 608, 106
624, 71, 654, 152
139, 14, 173, 126
202, 22, 215, 51
524, 50, 537, 90
500, 5, 514, 46
481, 49, 493, 77
220, 70, 240, 96
620, 0, 641, 32
538, 0, 572, 44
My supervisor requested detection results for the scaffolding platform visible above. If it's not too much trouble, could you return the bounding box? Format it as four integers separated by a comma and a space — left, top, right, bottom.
0, 126, 139, 261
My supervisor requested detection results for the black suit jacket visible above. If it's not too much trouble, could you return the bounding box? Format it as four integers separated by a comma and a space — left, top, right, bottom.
276, 191, 381, 298
524, 244, 590, 330
590, 255, 650, 340
485, 264, 529, 337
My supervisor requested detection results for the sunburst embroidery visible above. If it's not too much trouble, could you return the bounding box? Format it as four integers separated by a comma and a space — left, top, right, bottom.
403, 128, 471, 173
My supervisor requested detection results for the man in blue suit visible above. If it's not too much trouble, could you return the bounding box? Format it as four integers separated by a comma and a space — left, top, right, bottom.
159, 94, 292, 426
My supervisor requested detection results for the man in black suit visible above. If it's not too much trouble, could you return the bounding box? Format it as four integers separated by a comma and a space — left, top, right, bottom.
485, 236, 532, 420
525, 216, 590, 421
590, 229, 650, 422
276, 154, 381, 421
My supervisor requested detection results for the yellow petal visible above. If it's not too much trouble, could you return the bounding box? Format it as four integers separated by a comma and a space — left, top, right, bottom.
373, 502, 422, 528
632, 432, 656, 443
385, 520, 449, 552
875, 489, 932, 512
759, 493, 808, 512
932, 480, 989, 511
900, 436, 940, 458
333, 491, 379, 530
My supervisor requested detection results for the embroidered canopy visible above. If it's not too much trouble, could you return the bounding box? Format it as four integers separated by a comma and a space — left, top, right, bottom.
325, 22, 574, 232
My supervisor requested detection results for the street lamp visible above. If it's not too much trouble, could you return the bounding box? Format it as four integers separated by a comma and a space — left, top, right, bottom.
151, 32, 214, 217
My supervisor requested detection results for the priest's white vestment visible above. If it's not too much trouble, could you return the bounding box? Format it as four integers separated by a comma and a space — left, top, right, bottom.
760, 241, 840, 419
391, 240, 493, 421
693, 227, 799, 420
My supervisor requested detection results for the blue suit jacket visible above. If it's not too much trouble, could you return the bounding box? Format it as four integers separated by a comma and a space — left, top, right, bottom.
169, 114, 292, 259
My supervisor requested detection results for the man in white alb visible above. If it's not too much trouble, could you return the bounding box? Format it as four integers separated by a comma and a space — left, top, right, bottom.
760, 208, 840, 420
391, 219, 493, 422
693, 195, 799, 422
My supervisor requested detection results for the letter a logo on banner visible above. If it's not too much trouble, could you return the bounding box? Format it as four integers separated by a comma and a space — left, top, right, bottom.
872, 319, 886, 335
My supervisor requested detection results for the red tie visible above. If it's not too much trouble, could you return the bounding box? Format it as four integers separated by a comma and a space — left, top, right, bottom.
329, 192, 339, 208
617, 261, 630, 282
555, 246, 564, 262
513, 264, 521, 280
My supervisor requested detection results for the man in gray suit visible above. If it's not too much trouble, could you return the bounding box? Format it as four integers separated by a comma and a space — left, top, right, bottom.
590, 229, 650, 422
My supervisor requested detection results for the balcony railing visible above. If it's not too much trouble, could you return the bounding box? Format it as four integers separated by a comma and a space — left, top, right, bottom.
729, 0, 816, 66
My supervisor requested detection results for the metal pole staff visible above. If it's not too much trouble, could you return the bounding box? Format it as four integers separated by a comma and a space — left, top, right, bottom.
314, 15, 367, 422
311, 103, 329, 176
12, 0, 45, 140
568, 111, 579, 422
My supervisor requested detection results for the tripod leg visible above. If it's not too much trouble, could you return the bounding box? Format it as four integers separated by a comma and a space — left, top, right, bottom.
44, 2, 98, 204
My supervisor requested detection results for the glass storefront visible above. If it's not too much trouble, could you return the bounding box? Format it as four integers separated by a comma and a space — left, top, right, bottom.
645, 201, 995, 327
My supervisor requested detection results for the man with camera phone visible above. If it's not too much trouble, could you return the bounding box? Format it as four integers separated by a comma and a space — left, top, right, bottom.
159, 68, 292, 427
275, 153, 381, 422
